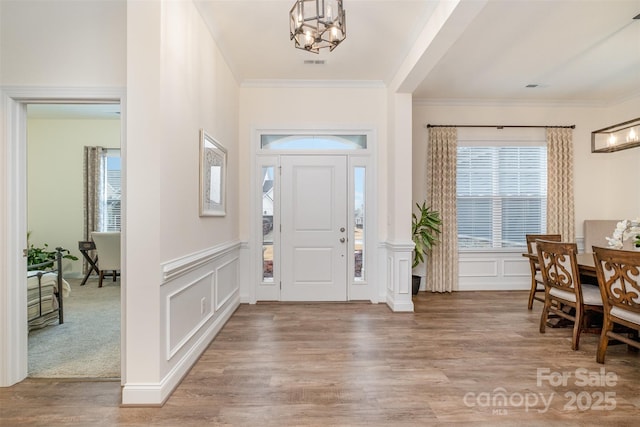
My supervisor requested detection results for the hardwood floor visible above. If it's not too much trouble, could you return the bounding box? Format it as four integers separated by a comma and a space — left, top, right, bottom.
2, 291, 639, 426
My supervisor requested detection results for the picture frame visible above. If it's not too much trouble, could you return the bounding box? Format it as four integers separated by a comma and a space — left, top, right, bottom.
199, 129, 227, 216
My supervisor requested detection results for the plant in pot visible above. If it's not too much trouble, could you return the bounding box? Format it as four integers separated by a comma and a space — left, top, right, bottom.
27, 231, 78, 268
412, 202, 441, 295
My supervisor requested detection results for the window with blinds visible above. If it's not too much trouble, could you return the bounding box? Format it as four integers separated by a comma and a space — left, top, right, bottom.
101, 150, 121, 232
457, 146, 547, 249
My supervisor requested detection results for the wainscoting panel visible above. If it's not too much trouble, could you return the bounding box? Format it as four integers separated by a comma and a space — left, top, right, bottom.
503, 258, 530, 277
459, 259, 498, 277
147, 241, 241, 405
458, 251, 530, 291
215, 257, 239, 311
383, 241, 414, 312
166, 272, 214, 359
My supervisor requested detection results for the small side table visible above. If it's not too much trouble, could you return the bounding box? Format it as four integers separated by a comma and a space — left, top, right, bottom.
78, 240, 99, 286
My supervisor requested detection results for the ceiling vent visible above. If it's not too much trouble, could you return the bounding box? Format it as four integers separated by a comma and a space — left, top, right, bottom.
303, 59, 326, 65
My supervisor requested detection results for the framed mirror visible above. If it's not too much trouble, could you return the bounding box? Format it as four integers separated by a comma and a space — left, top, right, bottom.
199, 129, 227, 216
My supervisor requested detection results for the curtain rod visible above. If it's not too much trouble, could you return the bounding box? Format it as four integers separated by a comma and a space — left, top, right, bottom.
425, 124, 575, 129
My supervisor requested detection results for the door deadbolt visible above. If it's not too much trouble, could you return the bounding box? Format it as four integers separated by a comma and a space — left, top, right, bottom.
340, 227, 345, 232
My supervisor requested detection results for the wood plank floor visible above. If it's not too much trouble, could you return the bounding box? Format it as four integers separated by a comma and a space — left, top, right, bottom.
2, 291, 639, 426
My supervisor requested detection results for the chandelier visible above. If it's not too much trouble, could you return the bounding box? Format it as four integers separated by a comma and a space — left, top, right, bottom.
289, 0, 346, 53
591, 117, 640, 153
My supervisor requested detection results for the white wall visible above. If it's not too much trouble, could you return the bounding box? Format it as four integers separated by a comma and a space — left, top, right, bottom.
124, 0, 240, 405
1, 0, 241, 404
0, 0, 126, 86
602, 96, 640, 217
0, 0, 127, 387
27, 118, 121, 277
412, 97, 640, 290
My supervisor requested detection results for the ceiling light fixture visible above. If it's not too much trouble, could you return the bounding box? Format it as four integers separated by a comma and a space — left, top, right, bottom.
591, 117, 640, 153
289, 0, 346, 54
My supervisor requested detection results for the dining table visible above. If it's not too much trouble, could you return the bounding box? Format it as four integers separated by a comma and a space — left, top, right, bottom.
576, 252, 596, 278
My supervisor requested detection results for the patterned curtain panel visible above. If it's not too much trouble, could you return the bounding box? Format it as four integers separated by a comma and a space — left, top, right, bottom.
546, 128, 575, 242
83, 146, 105, 273
426, 127, 458, 293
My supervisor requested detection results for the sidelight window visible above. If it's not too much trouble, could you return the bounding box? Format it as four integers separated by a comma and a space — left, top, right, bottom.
354, 167, 365, 280
262, 166, 275, 282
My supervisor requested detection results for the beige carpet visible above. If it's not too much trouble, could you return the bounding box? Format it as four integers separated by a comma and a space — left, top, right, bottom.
28, 277, 120, 378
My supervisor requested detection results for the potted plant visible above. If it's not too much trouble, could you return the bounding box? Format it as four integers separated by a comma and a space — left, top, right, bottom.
27, 231, 77, 267
412, 202, 442, 295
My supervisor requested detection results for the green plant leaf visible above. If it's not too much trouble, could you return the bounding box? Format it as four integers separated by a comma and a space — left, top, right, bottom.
27, 242, 78, 267
412, 202, 442, 268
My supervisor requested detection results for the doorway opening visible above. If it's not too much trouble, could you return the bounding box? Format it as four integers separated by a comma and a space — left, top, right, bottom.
254, 132, 375, 303
26, 103, 122, 378
0, 90, 125, 387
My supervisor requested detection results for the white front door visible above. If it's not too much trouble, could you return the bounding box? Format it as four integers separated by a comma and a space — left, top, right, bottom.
281, 155, 348, 301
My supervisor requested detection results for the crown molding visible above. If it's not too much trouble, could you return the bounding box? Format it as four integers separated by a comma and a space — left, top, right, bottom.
413, 89, 640, 109
412, 97, 609, 108
240, 79, 385, 89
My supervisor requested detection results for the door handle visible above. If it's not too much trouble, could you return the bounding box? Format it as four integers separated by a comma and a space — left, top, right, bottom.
340, 237, 346, 243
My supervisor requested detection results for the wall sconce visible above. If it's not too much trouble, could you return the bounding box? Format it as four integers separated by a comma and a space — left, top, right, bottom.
591, 117, 640, 153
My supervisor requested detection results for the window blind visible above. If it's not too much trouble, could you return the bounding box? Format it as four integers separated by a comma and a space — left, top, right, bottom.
102, 150, 121, 232
457, 146, 547, 249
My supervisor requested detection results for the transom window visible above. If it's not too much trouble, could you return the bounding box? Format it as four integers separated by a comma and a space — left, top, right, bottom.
260, 134, 366, 150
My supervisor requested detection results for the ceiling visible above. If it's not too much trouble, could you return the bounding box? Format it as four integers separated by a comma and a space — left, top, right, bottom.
26, 0, 640, 120
195, 0, 640, 105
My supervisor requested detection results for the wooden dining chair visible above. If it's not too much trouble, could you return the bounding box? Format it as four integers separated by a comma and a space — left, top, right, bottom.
592, 246, 640, 363
537, 240, 603, 350
525, 234, 561, 309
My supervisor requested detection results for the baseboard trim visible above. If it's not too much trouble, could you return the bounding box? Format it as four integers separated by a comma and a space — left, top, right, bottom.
121, 295, 240, 406
457, 284, 530, 291
385, 294, 414, 312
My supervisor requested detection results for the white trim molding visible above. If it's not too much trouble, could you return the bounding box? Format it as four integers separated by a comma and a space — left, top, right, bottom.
241, 79, 385, 89
122, 296, 238, 406
125, 240, 241, 406
0, 86, 125, 388
382, 241, 415, 312
161, 240, 241, 283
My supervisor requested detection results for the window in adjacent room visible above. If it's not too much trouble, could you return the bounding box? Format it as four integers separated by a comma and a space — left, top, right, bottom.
100, 149, 121, 232
457, 145, 547, 249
